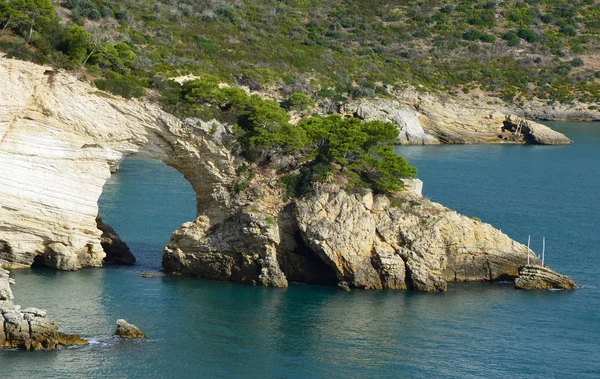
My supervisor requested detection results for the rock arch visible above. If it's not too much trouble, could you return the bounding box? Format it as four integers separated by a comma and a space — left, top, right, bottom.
1, 56, 573, 292
0, 57, 235, 271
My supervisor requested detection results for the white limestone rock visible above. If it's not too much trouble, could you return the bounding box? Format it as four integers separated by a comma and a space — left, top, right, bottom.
0, 56, 236, 270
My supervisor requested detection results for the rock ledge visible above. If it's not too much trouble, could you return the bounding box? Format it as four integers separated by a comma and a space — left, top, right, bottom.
0, 269, 87, 350
515, 265, 577, 290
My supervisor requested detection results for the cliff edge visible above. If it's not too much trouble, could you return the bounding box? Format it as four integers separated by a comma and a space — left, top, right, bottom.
0, 56, 575, 291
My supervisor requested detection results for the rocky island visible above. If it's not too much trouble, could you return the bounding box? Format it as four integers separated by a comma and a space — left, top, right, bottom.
0, 56, 575, 294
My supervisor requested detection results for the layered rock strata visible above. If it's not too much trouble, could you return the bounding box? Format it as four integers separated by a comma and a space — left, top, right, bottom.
0, 269, 87, 350
0, 56, 575, 291
0, 56, 236, 271
515, 265, 577, 290
165, 179, 553, 291
342, 96, 571, 145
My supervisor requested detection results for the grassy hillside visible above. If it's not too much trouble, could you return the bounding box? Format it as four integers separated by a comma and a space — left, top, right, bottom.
1, 0, 600, 105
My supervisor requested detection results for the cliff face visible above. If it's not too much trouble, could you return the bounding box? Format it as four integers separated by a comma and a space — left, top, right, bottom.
342, 95, 572, 145
164, 179, 542, 291
0, 56, 574, 291
0, 56, 236, 270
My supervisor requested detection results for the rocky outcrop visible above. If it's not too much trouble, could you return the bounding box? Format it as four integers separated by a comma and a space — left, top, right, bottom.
343, 100, 439, 145
511, 100, 600, 122
163, 211, 289, 287
294, 184, 541, 291
0, 56, 236, 271
342, 92, 571, 145
97, 217, 135, 265
165, 176, 563, 291
503, 115, 572, 145
0, 56, 575, 291
515, 265, 577, 290
0, 268, 87, 350
114, 319, 147, 339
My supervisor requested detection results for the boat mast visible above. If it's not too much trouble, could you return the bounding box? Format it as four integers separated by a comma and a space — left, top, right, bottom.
527, 235, 531, 265
542, 237, 546, 266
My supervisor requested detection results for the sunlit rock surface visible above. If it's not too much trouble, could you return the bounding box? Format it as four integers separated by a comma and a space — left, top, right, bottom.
0, 56, 574, 291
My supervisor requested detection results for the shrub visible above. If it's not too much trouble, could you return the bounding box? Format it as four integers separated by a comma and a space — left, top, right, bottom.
501, 90, 516, 103
503, 31, 520, 46
463, 29, 483, 41
479, 33, 495, 43
95, 76, 145, 99
517, 28, 538, 43
237, 68, 276, 91
281, 92, 314, 111
571, 58, 584, 67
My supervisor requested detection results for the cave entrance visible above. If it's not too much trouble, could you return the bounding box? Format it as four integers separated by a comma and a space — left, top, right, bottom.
97, 156, 197, 270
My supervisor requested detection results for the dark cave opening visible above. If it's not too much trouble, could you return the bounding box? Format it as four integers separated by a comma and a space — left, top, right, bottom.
277, 230, 339, 286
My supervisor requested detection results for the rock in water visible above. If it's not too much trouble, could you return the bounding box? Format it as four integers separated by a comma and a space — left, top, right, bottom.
0, 268, 87, 350
115, 319, 147, 339
503, 115, 571, 145
515, 265, 577, 290
337, 281, 351, 292
97, 217, 136, 265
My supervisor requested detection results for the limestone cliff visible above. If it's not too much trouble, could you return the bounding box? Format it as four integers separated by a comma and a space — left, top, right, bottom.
0, 56, 237, 271
0, 55, 575, 292
341, 94, 571, 145
165, 178, 553, 291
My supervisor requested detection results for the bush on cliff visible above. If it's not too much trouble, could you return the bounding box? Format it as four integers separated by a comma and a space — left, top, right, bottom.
294, 115, 417, 194
168, 77, 417, 196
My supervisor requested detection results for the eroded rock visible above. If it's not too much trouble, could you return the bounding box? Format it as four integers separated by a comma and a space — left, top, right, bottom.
0, 269, 87, 350
0, 56, 236, 270
115, 319, 147, 339
97, 217, 135, 265
341, 92, 571, 146
294, 185, 540, 291
503, 115, 571, 145
515, 265, 577, 290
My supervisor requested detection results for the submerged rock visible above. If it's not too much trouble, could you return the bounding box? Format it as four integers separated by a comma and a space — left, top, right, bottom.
139, 272, 163, 278
515, 265, 577, 290
115, 319, 147, 339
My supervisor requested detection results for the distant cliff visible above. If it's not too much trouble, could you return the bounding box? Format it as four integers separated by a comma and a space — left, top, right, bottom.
0, 56, 574, 291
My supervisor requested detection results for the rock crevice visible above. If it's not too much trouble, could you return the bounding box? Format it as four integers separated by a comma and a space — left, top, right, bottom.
0, 56, 575, 291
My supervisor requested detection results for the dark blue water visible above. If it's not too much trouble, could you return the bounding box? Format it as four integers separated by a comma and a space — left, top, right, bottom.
2, 123, 599, 378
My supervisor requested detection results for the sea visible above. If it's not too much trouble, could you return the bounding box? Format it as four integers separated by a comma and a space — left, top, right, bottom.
1, 122, 599, 378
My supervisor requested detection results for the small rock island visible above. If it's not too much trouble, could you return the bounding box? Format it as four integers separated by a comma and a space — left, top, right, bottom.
0, 56, 576, 349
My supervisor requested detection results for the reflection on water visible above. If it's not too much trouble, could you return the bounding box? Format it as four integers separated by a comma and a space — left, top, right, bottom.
2, 129, 600, 378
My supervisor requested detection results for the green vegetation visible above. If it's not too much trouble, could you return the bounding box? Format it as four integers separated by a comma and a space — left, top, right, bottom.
167, 76, 416, 196
2, 0, 600, 104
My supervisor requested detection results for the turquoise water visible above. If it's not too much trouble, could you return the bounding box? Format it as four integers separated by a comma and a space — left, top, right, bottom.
2, 123, 599, 378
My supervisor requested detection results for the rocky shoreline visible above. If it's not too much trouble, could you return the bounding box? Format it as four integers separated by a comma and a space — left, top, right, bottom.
0, 56, 577, 299
340, 94, 574, 146
0, 268, 87, 350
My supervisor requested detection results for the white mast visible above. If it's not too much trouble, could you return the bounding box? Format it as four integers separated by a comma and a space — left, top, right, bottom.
542, 237, 546, 266
527, 235, 531, 265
